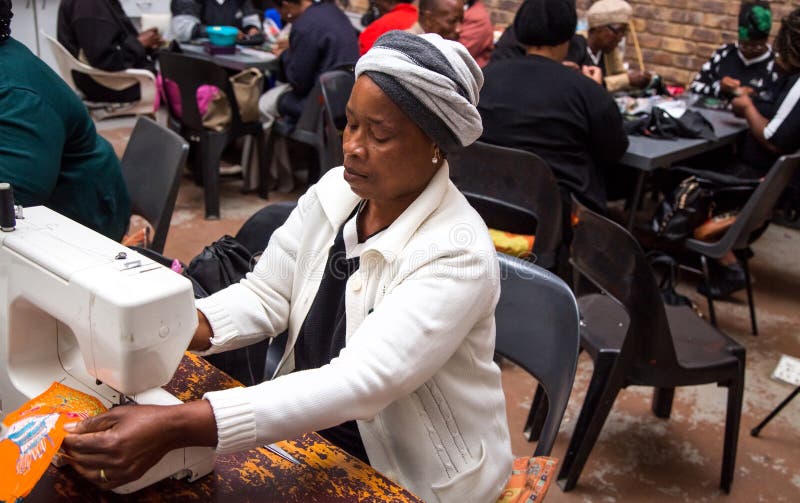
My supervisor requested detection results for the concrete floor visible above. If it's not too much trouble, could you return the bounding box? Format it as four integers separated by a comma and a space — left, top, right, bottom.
100, 122, 800, 502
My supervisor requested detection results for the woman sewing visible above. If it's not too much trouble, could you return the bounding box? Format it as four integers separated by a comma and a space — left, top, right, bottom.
62, 31, 514, 502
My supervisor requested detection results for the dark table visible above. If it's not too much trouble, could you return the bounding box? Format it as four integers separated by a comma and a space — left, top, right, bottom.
29, 353, 423, 503
620, 108, 749, 229
179, 42, 279, 74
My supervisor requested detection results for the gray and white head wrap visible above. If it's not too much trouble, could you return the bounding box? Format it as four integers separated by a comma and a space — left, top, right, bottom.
355, 31, 484, 154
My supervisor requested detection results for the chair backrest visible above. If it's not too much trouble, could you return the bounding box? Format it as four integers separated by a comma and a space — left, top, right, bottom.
495, 253, 580, 456
448, 141, 563, 268
715, 153, 800, 252
320, 69, 355, 168
158, 51, 245, 131
121, 117, 189, 254
570, 198, 680, 377
42, 32, 82, 91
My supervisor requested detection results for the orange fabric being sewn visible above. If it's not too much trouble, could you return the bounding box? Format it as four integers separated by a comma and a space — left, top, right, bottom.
0, 382, 107, 501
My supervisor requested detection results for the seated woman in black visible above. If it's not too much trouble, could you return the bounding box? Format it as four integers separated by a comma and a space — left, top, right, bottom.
171, 0, 262, 42
57, 0, 161, 103
690, 1, 779, 101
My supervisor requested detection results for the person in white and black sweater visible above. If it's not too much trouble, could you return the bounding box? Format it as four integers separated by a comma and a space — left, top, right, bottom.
61, 31, 514, 503
690, 1, 779, 100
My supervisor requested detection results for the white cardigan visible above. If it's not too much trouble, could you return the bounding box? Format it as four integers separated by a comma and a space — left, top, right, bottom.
195, 164, 513, 502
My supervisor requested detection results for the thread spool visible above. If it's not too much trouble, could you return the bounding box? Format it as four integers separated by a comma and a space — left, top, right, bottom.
0, 183, 16, 232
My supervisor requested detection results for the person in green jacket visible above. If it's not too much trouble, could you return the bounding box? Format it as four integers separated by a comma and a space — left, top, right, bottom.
0, 0, 130, 240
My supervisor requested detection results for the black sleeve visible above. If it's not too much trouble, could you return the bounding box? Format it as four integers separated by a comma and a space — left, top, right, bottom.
587, 87, 629, 166
690, 46, 727, 98
171, 0, 203, 17
283, 23, 321, 97
489, 26, 525, 64
70, 4, 146, 71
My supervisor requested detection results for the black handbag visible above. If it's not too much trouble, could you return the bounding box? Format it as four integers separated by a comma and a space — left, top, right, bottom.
186, 235, 254, 297
651, 174, 756, 242
627, 107, 717, 141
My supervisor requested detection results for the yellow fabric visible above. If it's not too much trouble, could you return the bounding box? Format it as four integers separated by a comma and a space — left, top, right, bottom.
496, 456, 558, 503
0, 383, 107, 501
489, 228, 535, 258
603, 49, 631, 92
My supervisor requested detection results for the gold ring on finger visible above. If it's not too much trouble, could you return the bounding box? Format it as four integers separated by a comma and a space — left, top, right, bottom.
100, 468, 109, 483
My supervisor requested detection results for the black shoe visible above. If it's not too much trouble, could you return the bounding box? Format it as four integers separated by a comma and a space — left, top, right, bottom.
697, 262, 747, 299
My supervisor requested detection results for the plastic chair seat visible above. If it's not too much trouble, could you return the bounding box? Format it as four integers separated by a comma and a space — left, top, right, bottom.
665, 304, 741, 372
42, 32, 156, 120
580, 294, 739, 374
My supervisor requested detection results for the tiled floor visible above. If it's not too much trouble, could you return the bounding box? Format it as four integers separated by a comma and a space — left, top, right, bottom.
100, 121, 800, 502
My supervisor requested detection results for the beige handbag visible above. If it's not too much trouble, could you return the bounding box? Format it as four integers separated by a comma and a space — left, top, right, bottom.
230, 67, 263, 123
201, 68, 264, 130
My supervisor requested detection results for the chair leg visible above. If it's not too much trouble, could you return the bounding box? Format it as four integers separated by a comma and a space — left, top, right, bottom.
524, 385, 548, 442
700, 255, 717, 326
240, 135, 255, 193
259, 128, 274, 199
557, 352, 622, 492
720, 356, 745, 493
652, 387, 675, 418
199, 133, 228, 220
741, 256, 758, 335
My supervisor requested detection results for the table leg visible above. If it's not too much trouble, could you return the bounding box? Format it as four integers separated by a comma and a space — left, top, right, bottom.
627, 171, 646, 231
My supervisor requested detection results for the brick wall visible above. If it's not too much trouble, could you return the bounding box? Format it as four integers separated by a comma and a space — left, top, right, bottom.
482, 0, 797, 86
347, 1, 797, 86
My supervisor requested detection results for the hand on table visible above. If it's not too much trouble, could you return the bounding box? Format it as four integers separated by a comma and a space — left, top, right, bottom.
138, 28, 163, 49
628, 69, 652, 88
61, 400, 216, 490
582, 65, 604, 85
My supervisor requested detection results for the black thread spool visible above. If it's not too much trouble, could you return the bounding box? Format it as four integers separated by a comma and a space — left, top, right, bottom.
0, 182, 16, 232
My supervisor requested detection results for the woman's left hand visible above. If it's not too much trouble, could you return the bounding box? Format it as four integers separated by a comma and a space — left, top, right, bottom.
731, 94, 754, 118
61, 404, 189, 490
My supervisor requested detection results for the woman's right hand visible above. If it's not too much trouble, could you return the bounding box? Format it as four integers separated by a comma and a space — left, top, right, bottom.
137, 28, 162, 49
61, 401, 216, 490
721, 76, 742, 96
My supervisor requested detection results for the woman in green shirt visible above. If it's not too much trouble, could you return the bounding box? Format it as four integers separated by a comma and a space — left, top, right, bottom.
0, 0, 130, 240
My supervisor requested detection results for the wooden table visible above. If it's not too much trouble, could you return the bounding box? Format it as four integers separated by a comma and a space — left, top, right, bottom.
28, 353, 423, 503
620, 108, 749, 229
179, 42, 279, 74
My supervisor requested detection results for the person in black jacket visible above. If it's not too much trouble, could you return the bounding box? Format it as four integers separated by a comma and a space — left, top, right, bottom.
258, 0, 358, 191
57, 0, 161, 103
479, 0, 628, 215
171, 0, 262, 42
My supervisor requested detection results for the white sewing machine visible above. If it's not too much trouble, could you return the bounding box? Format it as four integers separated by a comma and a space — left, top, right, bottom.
0, 205, 214, 493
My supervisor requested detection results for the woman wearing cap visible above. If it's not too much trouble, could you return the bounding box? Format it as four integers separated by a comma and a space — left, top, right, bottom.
690, 1, 779, 99
62, 31, 514, 502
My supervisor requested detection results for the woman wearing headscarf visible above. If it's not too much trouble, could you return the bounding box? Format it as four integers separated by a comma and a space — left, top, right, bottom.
62, 31, 514, 503
0, 0, 131, 240
690, 1, 779, 99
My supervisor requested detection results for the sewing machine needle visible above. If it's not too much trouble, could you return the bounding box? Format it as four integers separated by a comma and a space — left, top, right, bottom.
265, 443, 300, 465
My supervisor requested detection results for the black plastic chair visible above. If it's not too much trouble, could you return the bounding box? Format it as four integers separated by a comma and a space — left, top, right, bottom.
495, 253, 580, 456
158, 51, 268, 220
686, 153, 800, 335
320, 69, 356, 174
262, 66, 355, 192
120, 116, 189, 254
558, 199, 745, 493
448, 141, 562, 270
